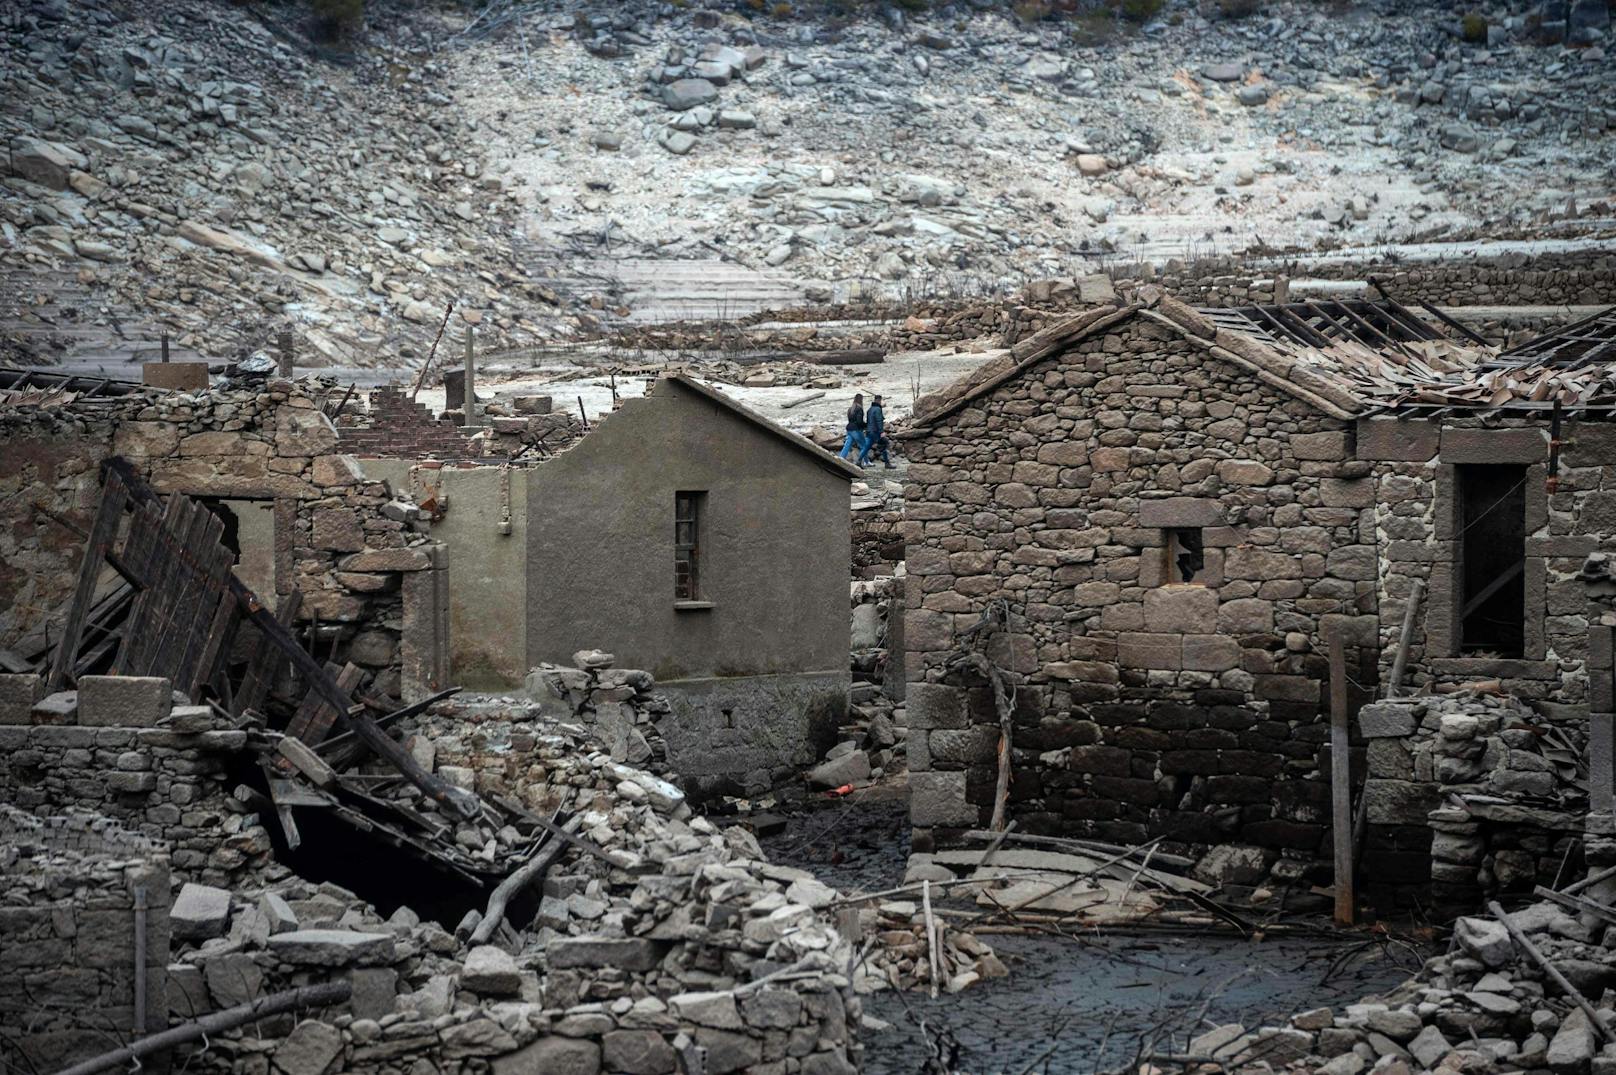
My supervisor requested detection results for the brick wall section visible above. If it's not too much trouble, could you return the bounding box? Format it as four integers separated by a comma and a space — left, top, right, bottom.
0, 807, 172, 1074
900, 315, 1374, 872
337, 386, 474, 459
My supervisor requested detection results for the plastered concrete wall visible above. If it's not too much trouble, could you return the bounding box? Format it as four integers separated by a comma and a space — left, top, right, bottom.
526, 379, 851, 684
363, 461, 529, 690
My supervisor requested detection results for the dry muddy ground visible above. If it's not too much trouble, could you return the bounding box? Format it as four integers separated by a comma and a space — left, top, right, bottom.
755, 795, 1424, 1075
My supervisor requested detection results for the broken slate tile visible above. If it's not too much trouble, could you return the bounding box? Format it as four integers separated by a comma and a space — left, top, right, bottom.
266, 929, 395, 966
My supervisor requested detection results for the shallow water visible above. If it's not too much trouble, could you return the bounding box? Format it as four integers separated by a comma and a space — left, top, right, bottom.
755, 794, 1421, 1075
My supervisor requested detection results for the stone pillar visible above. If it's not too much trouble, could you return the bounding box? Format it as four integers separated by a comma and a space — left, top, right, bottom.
1590, 624, 1615, 814
276, 330, 294, 378
400, 543, 450, 703
443, 368, 466, 412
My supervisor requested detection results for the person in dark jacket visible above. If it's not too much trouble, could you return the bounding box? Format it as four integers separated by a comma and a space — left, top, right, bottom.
858, 394, 892, 468
839, 393, 866, 460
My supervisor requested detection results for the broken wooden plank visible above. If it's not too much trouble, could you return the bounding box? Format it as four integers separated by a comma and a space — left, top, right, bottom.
282, 661, 363, 752
277, 736, 339, 790
48, 468, 128, 689
235, 590, 302, 717
1330, 633, 1354, 926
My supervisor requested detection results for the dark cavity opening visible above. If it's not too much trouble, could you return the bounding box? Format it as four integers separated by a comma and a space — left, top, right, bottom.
1457, 463, 1527, 658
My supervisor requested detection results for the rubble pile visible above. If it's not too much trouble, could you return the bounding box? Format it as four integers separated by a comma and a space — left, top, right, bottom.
521, 650, 673, 769
1195, 890, 1616, 1075
1358, 690, 1589, 918
137, 699, 1018, 1075
480, 406, 586, 456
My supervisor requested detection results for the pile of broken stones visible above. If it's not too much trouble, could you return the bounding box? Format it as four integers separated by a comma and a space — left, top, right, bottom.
1193, 896, 1616, 1075
152, 682, 1005, 1074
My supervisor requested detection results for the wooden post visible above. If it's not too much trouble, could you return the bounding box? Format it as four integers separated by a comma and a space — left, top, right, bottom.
1387, 578, 1424, 698
160, 333, 169, 363
1330, 632, 1354, 926
463, 327, 476, 424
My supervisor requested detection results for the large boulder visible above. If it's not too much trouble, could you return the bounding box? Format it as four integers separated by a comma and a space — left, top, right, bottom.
662, 79, 718, 112
8, 137, 88, 190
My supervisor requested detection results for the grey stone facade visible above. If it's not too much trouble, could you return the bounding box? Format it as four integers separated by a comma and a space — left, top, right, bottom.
0, 808, 172, 1073
897, 297, 1616, 897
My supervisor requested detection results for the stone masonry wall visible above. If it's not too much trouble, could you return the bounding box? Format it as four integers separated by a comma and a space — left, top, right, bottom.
900, 315, 1375, 874
0, 381, 442, 701
0, 807, 173, 1074
1358, 693, 1586, 917
1363, 415, 1616, 704
0, 673, 269, 887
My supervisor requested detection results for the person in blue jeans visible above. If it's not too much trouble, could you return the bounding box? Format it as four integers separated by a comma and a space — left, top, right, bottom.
839, 393, 866, 460
858, 394, 893, 468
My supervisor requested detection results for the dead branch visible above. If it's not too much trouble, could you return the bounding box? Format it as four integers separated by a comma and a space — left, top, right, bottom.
1490, 899, 1616, 1042
469, 811, 581, 945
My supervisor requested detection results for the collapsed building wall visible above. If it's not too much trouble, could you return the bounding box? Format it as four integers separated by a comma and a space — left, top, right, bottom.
897, 298, 1616, 906
358, 376, 857, 799
0, 673, 268, 885
0, 380, 449, 702
1364, 414, 1614, 702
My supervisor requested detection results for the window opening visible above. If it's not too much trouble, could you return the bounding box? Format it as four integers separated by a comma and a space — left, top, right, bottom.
1166, 528, 1205, 584
1457, 464, 1526, 658
675, 492, 705, 601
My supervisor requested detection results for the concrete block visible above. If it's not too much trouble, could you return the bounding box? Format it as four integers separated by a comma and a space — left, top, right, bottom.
1355, 417, 1439, 461
910, 770, 977, 827
1364, 778, 1441, 825
1290, 431, 1351, 461
172, 883, 232, 941
1118, 632, 1183, 670
77, 676, 171, 727
1144, 585, 1217, 632
1182, 634, 1241, 672
1358, 702, 1417, 739
0, 673, 42, 724
30, 690, 77, 724
906, 683, 966, 730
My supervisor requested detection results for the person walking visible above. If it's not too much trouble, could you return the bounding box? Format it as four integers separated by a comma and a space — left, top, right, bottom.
858, 394, 893, 468
839, 393, 866, 460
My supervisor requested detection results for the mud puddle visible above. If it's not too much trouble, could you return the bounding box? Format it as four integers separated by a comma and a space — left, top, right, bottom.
757, 794, 1423, 1075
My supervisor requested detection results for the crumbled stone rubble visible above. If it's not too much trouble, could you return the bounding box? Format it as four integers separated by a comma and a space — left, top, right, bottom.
152, 696, 1003, 1073
1190, 887, 1616, 1075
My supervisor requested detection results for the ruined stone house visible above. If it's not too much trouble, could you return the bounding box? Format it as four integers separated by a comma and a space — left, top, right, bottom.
897, 293, 1616, 907
359, 374, 862, 798
0, 373, 448, 704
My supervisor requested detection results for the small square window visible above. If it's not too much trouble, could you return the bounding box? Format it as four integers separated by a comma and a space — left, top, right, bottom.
675, 491, 705, 601
1165, 528, 1206, 585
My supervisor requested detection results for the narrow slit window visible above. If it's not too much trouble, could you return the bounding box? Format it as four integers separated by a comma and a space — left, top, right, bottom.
1165, 527, 1206, 584
1457, 464, 1526, 658
675, 491, 705, 601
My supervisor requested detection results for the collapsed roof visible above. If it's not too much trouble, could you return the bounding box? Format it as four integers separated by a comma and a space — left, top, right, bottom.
908, 290, 1616, 427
